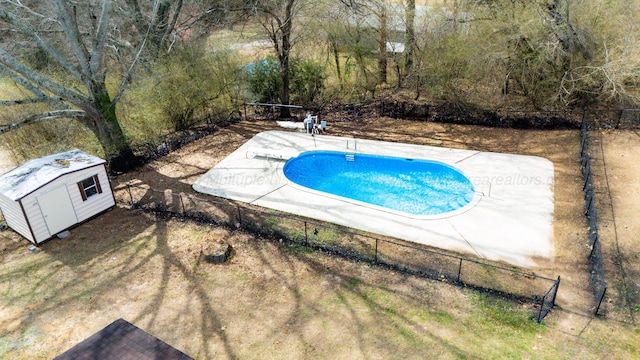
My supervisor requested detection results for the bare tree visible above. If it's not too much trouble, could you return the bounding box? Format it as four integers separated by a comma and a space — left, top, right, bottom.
376, 2, 387, 86
251, 0, 299, 118
540, 0, 590, 71
322, 3, 375, 96
0, 0, 185, 171
339, 0, 390, 86
404, 0, 416, 83
122, 0, 184, 56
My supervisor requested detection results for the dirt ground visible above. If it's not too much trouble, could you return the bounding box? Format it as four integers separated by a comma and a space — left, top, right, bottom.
1, 118, 639, 358
116, 118, 593, 309
588, 130, 640, 321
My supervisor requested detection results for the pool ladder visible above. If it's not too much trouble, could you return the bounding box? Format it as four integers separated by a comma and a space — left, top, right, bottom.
345, 139, 357, 161
345, 153, 355, 162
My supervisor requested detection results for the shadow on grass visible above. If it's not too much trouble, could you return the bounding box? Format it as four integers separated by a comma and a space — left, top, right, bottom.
240, 237, 478, 358
0, 120, 569, 359
0, 207, 236, 359
1, 209, 482, 358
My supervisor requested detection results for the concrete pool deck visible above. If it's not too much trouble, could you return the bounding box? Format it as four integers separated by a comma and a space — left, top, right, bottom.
193, 131, 554, 268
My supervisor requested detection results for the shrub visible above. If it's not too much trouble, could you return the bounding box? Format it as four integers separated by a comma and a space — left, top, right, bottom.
246, 56, 282, 105
290, 59, 327, 109
151, 46, 244, 131
246, 56, 327, 109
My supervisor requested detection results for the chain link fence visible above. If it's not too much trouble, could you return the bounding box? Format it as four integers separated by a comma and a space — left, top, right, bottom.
114, 182, 560, 323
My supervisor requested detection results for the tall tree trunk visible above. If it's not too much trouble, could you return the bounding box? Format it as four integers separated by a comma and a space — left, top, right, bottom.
331, 38, 343, 90
280, 26, 292, 118
377, 5, 387, 86
89, 82, 138, 172
404, 0, 416, 84
256, 0, 297, 118
278, 0, 295, 118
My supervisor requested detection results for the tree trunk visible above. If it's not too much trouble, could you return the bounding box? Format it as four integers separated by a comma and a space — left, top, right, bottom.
89, 82, 139, 172
377, 6, 388, 86
279, 29, 292, 118
279, 0, 295, 118
404, 0, 416, 84
125, 0, 181, 57
330, 37, 343, 89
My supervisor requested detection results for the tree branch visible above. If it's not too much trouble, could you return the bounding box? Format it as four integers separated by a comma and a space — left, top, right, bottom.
1, 0, 49, 20
0, 46, 90, 108
0, 97, 62, 106
0, 110, 86, 134
162, 0, 183, 50
49, 0, 92, 83
0, 65, 50, 99
0, 5, 86, 81
111, 36, 147, 105
90, 0, 112, 76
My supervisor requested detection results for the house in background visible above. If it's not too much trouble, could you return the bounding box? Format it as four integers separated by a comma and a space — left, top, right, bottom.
0, 149, 115, 245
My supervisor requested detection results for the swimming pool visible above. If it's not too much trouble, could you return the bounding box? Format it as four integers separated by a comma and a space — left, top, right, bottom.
283, 151, 476, 216
193, 131, 555, 267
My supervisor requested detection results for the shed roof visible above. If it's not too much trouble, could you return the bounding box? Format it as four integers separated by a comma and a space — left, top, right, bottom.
54, 318, 193, 360
0, 149, 106, 201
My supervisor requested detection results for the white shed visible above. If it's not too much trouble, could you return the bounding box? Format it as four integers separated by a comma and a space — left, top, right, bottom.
0, 149, 115, 245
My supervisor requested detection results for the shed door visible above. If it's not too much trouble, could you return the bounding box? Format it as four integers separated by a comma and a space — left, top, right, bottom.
37, 185, 77, 236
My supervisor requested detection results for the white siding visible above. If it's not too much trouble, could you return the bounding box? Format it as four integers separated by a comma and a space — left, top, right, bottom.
69, 166, 115, 222
20, 165, 114, 243
20, 195, 48, 242
0, 194, 33, 243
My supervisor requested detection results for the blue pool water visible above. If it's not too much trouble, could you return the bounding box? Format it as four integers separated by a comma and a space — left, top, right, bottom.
283, 151, 476, 216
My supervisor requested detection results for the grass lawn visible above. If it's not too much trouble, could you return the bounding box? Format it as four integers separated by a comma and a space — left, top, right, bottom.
1, 208, 637, 359
2, 119, 640, 359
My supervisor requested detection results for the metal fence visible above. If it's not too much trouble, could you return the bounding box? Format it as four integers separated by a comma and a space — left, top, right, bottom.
586, 108, 640, 130
114, 182, 561, 323
581, 113, 607, 315
377, 104, 640, 130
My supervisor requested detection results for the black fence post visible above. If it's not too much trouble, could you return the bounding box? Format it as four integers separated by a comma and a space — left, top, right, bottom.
595, 286, 607, 315
304, 221, 308, 244
127, 184, 134, 208
537, 276, 561, 323
457, 259, 463, 282
537, 304, 544, 323
236, 204, 242, 226
374, 239, 378, 264
589, 236, 598, 258
586, 192, 595, 216
178, 193, 185, 216
551, 276, 560, 306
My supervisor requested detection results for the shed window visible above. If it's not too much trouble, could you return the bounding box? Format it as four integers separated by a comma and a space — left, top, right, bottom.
78, 175, 102, 201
